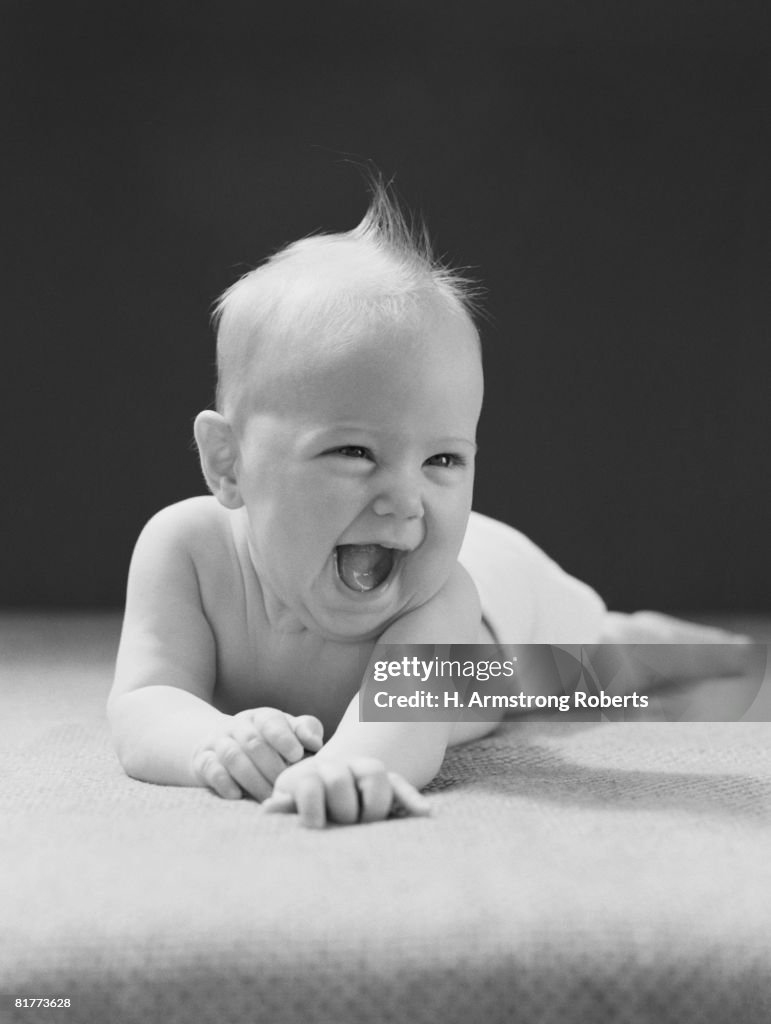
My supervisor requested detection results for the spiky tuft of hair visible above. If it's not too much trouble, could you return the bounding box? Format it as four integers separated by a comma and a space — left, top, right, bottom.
212, 179, 482, 421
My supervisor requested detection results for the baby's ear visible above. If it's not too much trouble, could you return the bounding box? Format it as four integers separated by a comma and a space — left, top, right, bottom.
193, 411, 243, 509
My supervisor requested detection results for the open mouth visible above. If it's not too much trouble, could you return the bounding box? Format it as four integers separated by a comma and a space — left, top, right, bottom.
335, 544, 399, 593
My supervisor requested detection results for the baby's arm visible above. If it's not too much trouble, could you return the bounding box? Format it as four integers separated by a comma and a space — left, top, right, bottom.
266, 563, 481, 827
108, 507, 321, 797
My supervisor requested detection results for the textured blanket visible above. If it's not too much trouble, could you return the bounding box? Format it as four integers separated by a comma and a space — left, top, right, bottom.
2, 613, 771, 1024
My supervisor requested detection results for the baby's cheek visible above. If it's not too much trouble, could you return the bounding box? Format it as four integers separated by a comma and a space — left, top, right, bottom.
412, 544, 456, 596
436, 507, 471, 557
302, 476, 360, 520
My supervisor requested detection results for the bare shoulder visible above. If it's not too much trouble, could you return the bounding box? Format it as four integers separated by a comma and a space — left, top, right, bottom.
135, 495, 229, 556
112, 497, 230, 702
126, 494, 239, 630
130, 495, 243, 594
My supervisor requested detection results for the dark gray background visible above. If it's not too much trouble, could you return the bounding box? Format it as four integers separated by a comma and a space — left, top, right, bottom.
3, 1, 769, 611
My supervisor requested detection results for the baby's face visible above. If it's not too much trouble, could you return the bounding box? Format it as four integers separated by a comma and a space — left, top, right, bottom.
233, 312, 483, 642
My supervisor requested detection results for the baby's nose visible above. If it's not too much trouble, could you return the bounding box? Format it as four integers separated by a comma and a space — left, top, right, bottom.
372, 471, 424, 519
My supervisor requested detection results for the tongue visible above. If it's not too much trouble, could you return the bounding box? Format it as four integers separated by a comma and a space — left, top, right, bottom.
336, 545, 395, 592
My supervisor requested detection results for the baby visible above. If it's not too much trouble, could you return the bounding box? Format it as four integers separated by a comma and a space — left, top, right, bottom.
108, 184, 749, 827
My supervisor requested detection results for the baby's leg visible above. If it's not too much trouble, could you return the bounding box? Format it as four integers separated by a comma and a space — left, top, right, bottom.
448, 717, 501, 746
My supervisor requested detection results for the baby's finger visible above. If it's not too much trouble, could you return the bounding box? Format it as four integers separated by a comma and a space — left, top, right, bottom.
293, 775, 328, 829
251, 710, 305, 764
352, 768, 392, 823
214, 737, 273, 801
263, 792, 296, 815
232, 722, 288, 784
193, 750, 242, 800
315, 762, 359, 825
290, 714, 324, 752
387, 772, 431, 818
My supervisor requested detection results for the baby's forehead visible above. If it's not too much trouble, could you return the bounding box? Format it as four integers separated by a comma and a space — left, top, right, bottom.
223, 251, 481, 427
252, 300, 476, 385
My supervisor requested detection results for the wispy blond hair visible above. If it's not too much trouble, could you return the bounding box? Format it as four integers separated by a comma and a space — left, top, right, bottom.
212, 179, 481, 422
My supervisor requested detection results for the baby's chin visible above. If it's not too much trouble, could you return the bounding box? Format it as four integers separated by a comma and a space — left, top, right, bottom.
307, 593, 414, 645
310, 616, 399, 645
305, 561, 447, 644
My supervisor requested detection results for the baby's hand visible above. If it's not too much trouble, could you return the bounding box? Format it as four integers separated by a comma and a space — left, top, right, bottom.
192, 708, 323, 801
263, 755, 431, 829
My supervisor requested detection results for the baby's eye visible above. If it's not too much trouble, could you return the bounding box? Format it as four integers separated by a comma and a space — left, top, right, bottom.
330, 445, 373, 461
425, 453, 465, 469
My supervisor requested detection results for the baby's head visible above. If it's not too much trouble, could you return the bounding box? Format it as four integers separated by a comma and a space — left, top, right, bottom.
212, 184, 481, 430
195, 184, 483, 641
